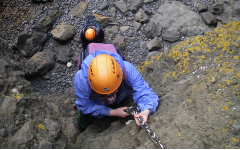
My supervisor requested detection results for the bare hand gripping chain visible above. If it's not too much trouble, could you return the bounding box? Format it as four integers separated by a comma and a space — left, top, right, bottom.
126, 106, 168, 149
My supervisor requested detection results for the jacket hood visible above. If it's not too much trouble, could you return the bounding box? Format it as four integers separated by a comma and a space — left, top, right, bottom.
81, 50, 125, 78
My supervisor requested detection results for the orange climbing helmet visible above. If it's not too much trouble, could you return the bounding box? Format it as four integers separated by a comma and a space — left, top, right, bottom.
88, 54, 123, 94
85, 28, 96, 41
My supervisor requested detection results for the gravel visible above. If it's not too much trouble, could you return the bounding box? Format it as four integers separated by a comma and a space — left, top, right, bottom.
0, 0, 215, 95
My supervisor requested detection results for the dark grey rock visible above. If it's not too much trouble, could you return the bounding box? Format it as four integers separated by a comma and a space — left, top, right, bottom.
133, 21, 142, 31
109, 7, 116, 19
56, 44, 73, 64
24, 50, 55, 76
162, 30, 180, 42
135, 10, 149, 23
129, 0, 143, 12
0, 37, 11, 58
112, 35, 126, 50
144, 8, 152, 15
200, 12, 217, 25
29, 10, 44, 20
105, 26, 119, 36
13, 31, 47, 58
120, 26, 130, 32
198, 2, 208, 12
141, 21, 159, 39
98, 1, 109, 10
114, 0, 128, 15
146, 36, 162, 51
143, 0, 156, 3
32, 10, 63, 33
153, 1, 209, 37
68, 1, 87, 18
212, 3, 224, 15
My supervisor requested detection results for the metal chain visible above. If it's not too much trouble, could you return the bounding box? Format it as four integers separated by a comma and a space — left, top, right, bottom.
125, 106, 168, 149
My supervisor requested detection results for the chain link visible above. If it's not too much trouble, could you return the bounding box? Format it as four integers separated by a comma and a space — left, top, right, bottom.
126, 106, 168, 149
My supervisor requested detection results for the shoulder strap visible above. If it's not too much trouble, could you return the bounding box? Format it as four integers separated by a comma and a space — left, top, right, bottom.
88, 43, 117, 54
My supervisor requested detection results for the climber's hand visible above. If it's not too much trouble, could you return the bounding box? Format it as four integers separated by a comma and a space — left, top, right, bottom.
133, 109, 150, 126
110, 107, 130, 118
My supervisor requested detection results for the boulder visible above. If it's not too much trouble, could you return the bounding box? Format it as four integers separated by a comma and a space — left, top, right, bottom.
51, 22, 76, 41
13, 31, 47, 58
105, 26, 119, 36
114, 0, 128, 15
141, 21, 160, 39
109, 7, 116, 20
55, 44, 73, 64
135, 10, 149, 23
0, 37, 11, 58
120, 26, 130, 32
24, 50, 55, 76
133, 21, 142, 31
162, 30, 180, 42
143, 0, 156, 3
98, 1, 109, 10
200, 12, 217, 25
146, 36, 162, 51
152, 1, 210, 37
198, 2, 208, 12
129, 0, 143, 12
211, 2, 224, 15
112, 35, 126, 50
68, 1, 87, 18
32, 10, 63, 33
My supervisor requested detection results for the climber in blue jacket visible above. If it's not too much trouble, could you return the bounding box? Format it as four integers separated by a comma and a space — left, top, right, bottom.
74, 43, 159, 130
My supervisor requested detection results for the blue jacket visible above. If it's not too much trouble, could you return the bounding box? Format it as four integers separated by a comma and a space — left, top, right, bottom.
74, 50, 159, 119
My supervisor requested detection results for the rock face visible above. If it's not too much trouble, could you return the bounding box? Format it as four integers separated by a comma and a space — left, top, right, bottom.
138, 22, 240, 149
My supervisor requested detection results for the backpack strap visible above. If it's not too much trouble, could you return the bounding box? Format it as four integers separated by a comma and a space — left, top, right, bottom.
88, 43, 117, 54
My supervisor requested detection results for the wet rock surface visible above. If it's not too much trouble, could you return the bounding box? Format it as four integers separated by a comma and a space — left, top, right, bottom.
0, 0, 240, 149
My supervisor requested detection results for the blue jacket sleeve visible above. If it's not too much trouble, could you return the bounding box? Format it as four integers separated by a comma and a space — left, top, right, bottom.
74, 70, 112, 119
124, 61, 159, 114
